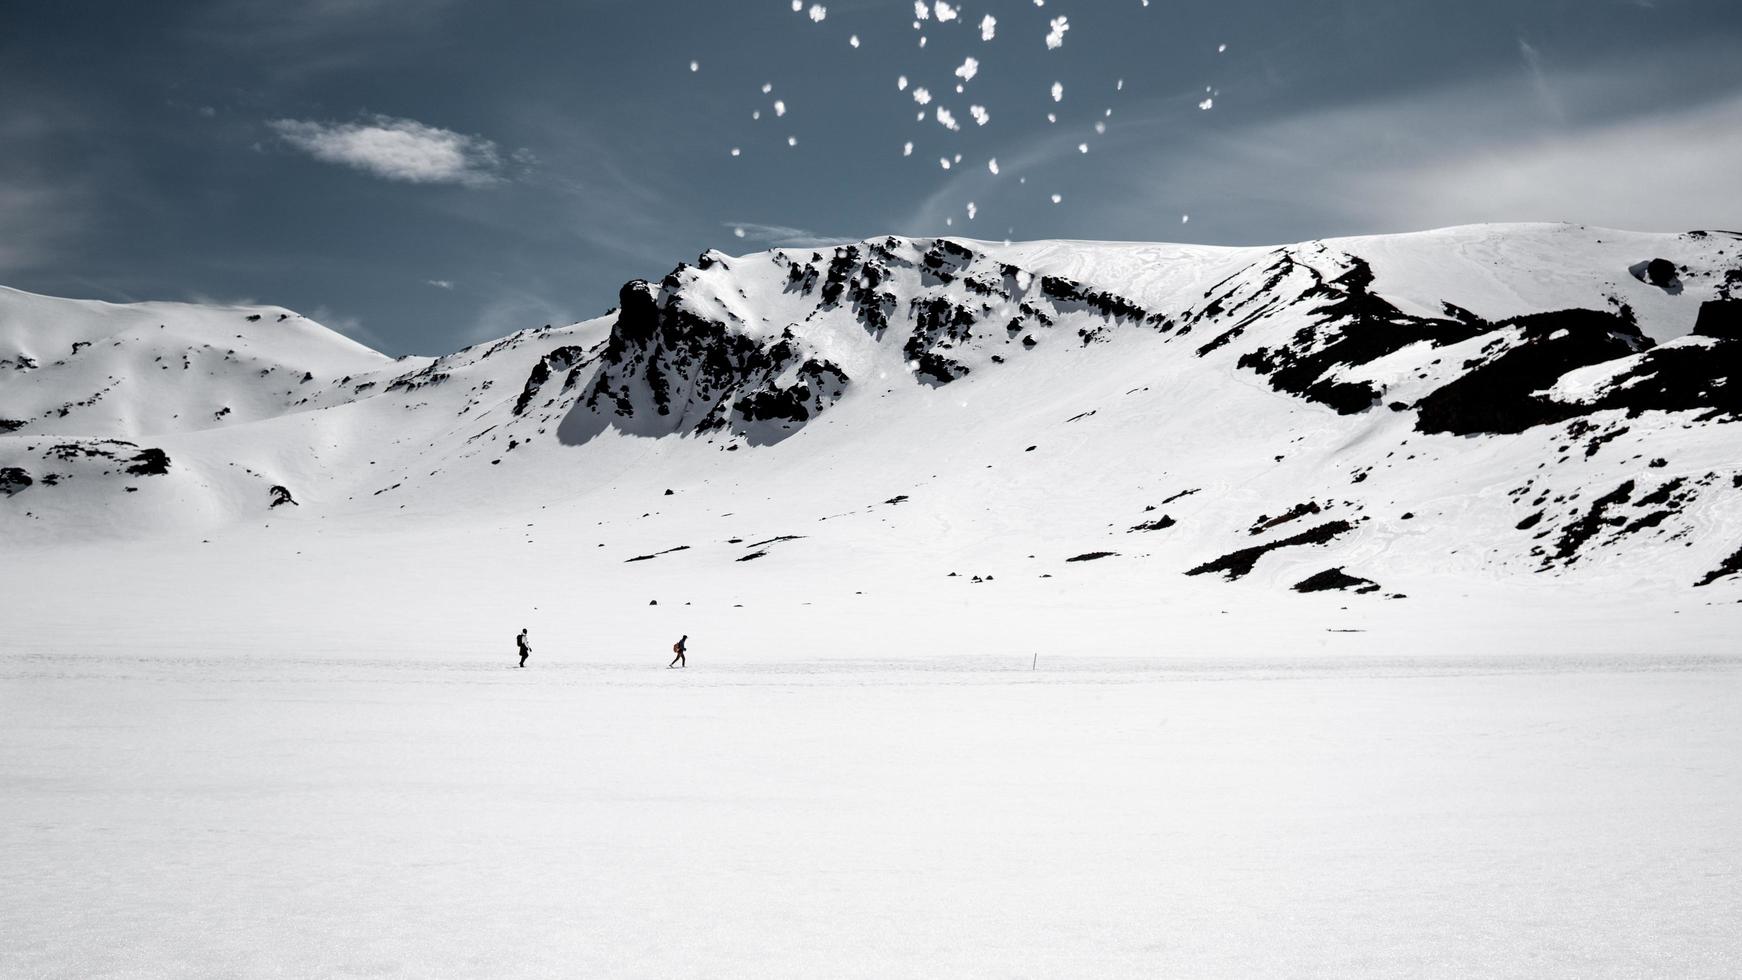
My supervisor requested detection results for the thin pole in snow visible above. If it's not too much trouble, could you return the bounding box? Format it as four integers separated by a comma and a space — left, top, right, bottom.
1032, 652, 1037, 671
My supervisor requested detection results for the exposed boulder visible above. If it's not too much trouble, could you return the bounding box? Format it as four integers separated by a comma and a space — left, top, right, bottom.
0, 466, 32, 496
1293, 567, 1381, 594
124, 448, 171, 476
268, 485, 298, 508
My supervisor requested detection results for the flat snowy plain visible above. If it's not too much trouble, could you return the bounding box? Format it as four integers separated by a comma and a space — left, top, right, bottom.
5, 645, 1739, 977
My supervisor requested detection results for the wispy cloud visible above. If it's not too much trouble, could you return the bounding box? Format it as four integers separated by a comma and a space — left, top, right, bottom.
269, 115, 505, 186
426, 279, 455, 289
1517, 38, 1565, 122
724, 221, 853, 248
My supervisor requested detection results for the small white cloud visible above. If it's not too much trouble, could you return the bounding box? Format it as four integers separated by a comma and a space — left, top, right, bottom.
426, 279, 455, 289
270, 114, 504, 186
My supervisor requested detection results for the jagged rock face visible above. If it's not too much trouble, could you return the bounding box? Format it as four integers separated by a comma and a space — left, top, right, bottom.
571, 237, 1175, 440
579, 279, 848, 442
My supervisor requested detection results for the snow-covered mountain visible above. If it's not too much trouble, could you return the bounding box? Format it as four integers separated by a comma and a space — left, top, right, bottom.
3, 223, 1740, 625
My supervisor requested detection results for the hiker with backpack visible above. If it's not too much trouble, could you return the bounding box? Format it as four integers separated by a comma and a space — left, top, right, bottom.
668, 634, 687, 669
516, 628, 531, 668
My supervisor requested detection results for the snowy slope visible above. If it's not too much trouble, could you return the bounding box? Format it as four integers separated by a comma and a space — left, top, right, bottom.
3, 223, 1740, 624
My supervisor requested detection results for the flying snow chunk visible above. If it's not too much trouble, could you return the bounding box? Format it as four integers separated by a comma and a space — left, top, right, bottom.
940, 157, 952, 170
1078, 143, 1088, 153
967, 202, 977, 220
903, 141, 914, 156
1051, 81, 1063, 102
808, 4, 827, 22
689, 60, 699, 72
1045, 16, 1070, 49
936, 106, 960, 131
1095, 121, 1106, 134
987, 157, 999, 175
955, 57, 979, 82
913, 86, 932, 106
730, 147, 741, 156
914, 0, 928, 18
1198, 97, 1214, 110
788, 136, 798, 146
774, 100, 787, 117
898, 75, 909, 91
980, 14, 996, 41
762, 82, 774, 94
970, 105, 989, 126
934, 2, 958, 22
792, 0, 802, 9
1050, 193, 1062, 204
1182, 214, 1191, 223
1218, 43, 1228, 53
850, 34, 860, 47
734, 227, 746, 238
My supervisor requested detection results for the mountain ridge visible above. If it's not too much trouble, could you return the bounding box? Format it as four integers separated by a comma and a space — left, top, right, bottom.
4, 222, 1740, 598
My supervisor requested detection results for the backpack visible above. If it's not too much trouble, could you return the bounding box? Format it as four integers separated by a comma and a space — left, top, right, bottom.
672, 641, 682, 654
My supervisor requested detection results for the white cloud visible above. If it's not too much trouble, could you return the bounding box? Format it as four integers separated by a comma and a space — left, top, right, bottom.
269, 115, 504, 186
426, 279, 455, 289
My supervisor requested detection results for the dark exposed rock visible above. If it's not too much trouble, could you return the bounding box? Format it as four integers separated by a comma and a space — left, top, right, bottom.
1693, 300, 1742, 341
1186, 520, 1356, 581
0, 467, 32, 496
1568, 329, 1741, 420
1236, 256, 1483, 415
513, 346, 588, 415
1546, 481, 1634, 567
1415, 309, 1650, 435
124, 448, 170, 476
1250, 501, 1321, 535
1130, 516, 1176, 532
626, 545, 691, 563
1293, 567, 1381, 594
1066, 552, 1118, 562
268, 485, 298, 508
1694, 544, 1742, 587
0, 419, 26, 433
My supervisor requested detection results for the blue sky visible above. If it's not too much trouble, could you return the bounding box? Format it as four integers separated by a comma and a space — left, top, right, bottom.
4, 0, 1739, 354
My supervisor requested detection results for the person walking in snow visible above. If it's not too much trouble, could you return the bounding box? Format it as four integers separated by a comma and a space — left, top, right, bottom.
516, 628, 531, 668
667, 634, 687, 669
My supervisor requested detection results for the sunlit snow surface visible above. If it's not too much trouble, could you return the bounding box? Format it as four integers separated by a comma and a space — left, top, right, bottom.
3, 648, 1738, 977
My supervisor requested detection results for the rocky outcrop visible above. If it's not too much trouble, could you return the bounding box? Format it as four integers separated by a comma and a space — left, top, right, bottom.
0, 466, 31, 496
1414, 309, 1650, 434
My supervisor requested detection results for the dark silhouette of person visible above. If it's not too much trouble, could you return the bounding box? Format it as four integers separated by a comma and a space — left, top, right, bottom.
516, 628, 531, 668
668, 634, 687, 669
